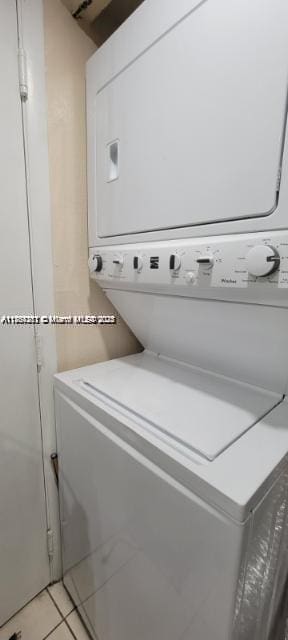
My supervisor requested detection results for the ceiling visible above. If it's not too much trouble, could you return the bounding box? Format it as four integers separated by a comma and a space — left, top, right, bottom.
61, 0, 144, 45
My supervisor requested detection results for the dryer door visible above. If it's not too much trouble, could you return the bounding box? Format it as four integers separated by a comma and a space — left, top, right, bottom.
92, 0, 288, 238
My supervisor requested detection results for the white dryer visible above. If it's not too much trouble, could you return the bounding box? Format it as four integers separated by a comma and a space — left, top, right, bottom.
87, 0, 288, 244
55, 0, 288, 638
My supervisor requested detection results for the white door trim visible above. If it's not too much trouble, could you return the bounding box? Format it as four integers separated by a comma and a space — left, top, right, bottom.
16, 0, 61, 582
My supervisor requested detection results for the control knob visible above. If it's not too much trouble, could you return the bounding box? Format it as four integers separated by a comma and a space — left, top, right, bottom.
169, 254, 181, 271
246, 245, 280, 277
88, 254, 103, 273
196, 255, 214, 269
133, 256, 143, 272
113, 255, 124, 269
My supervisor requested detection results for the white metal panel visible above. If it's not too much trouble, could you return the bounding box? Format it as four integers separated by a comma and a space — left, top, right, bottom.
0, 1, 50, 624
106, 291, 288, 395
89, 230, 288, 307
56, 391, 245, 640
79, 353, 280, 461
92, 0, 288, 238
19, 0, 60, 583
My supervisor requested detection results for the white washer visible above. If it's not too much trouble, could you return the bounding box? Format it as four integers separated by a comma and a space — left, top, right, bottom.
55, 353, 288, 640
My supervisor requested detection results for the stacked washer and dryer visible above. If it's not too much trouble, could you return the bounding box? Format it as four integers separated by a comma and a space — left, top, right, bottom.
54, 1, 288, 638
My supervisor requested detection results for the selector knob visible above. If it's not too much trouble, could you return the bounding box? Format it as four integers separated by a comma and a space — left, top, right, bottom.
169, 254, 181, 271
196, 255, 214, 269
88, 254, 103, 273
133, 256, 143, 272
246, 245, 280, 277
113, 255, 124, 269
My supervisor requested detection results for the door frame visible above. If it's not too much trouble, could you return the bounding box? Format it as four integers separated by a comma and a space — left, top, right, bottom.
16, 0, 61, 582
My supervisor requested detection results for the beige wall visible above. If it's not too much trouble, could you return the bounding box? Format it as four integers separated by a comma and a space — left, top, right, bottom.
43, 0, 140, 371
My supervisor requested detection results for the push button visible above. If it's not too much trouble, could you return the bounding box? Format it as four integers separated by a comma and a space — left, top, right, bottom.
185, 271, 196, 284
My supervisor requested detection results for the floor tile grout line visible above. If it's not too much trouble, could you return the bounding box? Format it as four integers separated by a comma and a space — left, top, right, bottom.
46, 588, 65, 621
66, 611, 94, 640
42, 619, 64, 640
65, 616, 79, 640
46, 586, 75, 621
47, 581, 92, 638
0, 588, 76, 640
47, 582, 76, 621
0, 587, 48, 629
62, 582, 94, 639
61, 585, 77, 620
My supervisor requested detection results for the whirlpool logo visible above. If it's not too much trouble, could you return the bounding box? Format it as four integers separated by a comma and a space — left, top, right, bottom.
221, 278, 237, 284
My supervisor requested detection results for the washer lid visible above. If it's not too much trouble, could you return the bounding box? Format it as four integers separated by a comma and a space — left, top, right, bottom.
79, 353, 280, 462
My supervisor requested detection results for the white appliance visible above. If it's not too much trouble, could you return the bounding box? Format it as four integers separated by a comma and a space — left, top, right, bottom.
86, 0, 288, 244
55, 1, 288, 639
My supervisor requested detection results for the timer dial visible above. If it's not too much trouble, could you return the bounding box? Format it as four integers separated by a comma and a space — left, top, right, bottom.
89, 254, 103, 273
246, 245, 280, 277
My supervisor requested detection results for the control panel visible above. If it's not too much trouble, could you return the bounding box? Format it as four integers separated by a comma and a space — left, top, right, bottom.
88, 231, 288, 306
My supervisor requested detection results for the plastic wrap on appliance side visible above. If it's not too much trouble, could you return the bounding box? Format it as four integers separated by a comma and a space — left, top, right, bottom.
233, 467, 288, 640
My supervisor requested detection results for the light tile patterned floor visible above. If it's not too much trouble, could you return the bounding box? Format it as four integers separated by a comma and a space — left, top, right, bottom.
0, 583, 91, 640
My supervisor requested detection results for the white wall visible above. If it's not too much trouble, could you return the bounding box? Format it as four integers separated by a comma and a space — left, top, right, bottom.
43, 0, 140, 372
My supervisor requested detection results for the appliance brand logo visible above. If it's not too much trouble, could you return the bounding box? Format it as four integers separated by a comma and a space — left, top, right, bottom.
221, 277, 237, 284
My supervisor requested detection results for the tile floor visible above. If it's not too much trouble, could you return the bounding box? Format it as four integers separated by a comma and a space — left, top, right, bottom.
0, 582, 91, 640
